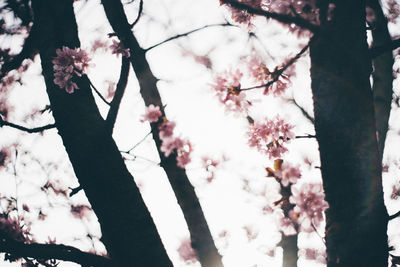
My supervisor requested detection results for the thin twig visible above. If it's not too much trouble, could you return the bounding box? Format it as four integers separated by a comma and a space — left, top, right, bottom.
295, 134, 316, 139
145, 23, 235, 51
121, 131, 152, 153
87, 77, 111, 106
130, 0, 143, 28
389, 210, 400, 221
0, 116, 56, 133
106, 57, 130, 133
221, 0, 319, 33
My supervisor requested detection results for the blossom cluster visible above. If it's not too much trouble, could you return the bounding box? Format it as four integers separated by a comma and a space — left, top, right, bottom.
289, 183, 329, 230
247, 56, 289, 96
248, 116, 294, 158
110, 40, 130, 58
177, 238, 197, 263
141, 105, 192, 168
267, 159, 301, 187
210, 69, 250, 115
222, 0, 263, 26
52, 46, 91, 93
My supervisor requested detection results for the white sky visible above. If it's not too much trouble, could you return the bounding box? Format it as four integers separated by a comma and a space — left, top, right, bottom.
1, 0, 400, 266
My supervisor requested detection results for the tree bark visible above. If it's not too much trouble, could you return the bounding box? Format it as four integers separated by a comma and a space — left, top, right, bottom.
280, 185, 298, 267
101, 1, 224, 266
32, 1, 172, 266
310, 1, 388, 266
367, 0, 395, 160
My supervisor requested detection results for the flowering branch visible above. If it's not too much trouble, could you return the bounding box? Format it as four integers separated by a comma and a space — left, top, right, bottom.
0, 239, 110, 266
0, 116, 56, 133
106, 57, 130, 133
144, 22, 235, 51
240, 42, 310, 92
220, 0, 319, 33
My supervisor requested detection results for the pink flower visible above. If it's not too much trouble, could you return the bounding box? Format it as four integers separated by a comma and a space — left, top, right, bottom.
52, 46, 91, 93
0, 147, 10, 169
275, 162, 301, 187
211, 69, 250, 114
248, 116, 294, 158
141, 104, 162, 123
223, 0, 263, 26
160, 137, 192, 168
159, 121, 176, 139
70, 204, 92, 220
289, 183, 329, 229
110, 39, 130, 58
177, 239, 197, 263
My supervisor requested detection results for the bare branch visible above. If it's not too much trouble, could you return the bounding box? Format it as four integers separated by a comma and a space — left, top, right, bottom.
389, 210, 400, 221
130, 0, 143, 28
286, 97, 315, 124
0, 116, 56, 133
370, 38, 400, 58
0, 239, 110, 266
145, 23, 235, 51
220, 0, 319, 33
86, 76, 111, 106
106, 57, 130, 133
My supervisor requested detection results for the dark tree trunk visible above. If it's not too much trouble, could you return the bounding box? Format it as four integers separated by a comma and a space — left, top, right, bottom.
367, 0, 395, 160
310, 1, 388, 266
100, 1, 224, 266
32, 1, 172, 266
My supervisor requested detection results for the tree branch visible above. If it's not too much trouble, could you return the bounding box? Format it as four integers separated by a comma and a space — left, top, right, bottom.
0, 26, 37, 79
145, 22, 235, 51
370, 38, 400, 58
285, 97, 315, 124
130, 0, 143, 28
220, 0, 319, 33
106, 57, 130, 134
86, 76, 111, 106
0, 239, 110, 267
240, 42, 310, 92
0, 116, 56, 133
389, 210, 400, 221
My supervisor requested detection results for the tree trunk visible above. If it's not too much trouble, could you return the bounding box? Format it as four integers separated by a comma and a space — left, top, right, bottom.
101, 1, 224, 266
367, 0, 395, 160
309, 1, 388, 266
32, 1, 172, 266
280, 185, 298, 267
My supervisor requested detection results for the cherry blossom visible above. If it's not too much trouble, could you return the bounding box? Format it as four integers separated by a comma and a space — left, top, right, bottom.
210, 69, 250, 114
159, 121, 176, 139
289, 183, 329, 229
248, 116, 294, 158
52, 46, 91, 93
70, 204, 92, 220
0, 147, 10, 169
110, 39, 130, 58
177, 238, 197, 263
140, 104, 162, 123
222, 0, 264, 26
275, 161, 301, 187
160, 137, 192, 168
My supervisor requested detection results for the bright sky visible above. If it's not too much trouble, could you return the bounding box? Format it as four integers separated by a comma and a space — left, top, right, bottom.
1, 0, 400, 267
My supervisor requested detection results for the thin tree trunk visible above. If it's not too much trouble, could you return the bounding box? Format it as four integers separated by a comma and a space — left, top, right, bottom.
280, 185, 298, 267
367, 0, 395, 160
32, 1, 172, 266
310, 1, 388, 266
101, 1, 224, 266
